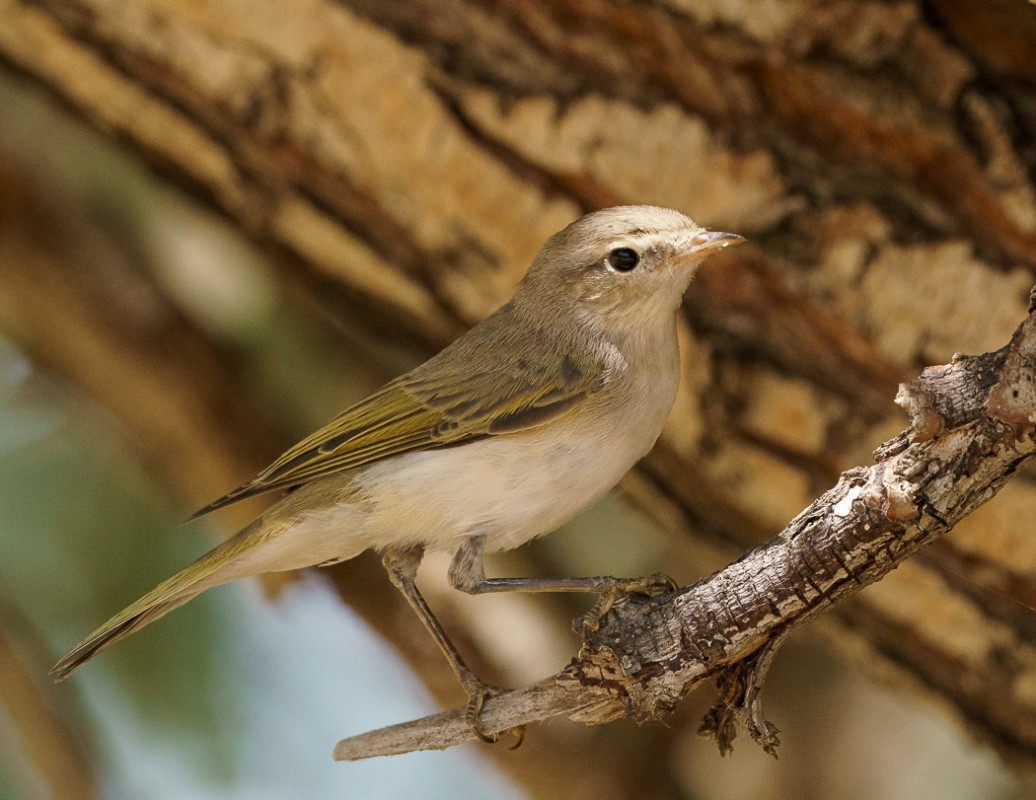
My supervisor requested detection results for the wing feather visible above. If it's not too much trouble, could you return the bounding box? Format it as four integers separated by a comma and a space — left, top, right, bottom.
191, 325, 610, 519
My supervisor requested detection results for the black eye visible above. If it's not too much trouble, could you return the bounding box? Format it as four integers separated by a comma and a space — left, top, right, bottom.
607, 247, 640, 272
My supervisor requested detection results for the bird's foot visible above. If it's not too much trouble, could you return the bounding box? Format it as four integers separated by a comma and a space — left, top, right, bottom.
576, 572, 678, 637
460, 673, 524, 746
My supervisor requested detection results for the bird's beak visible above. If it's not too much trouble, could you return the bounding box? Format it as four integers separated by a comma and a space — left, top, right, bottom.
685, 230, 745, 257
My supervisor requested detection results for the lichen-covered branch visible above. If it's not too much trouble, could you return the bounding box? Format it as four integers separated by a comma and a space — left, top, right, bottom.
335, 288, 1036, 760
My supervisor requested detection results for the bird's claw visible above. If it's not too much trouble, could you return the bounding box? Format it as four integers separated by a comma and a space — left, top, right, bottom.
576, 572, 678, 637
464, 681, 502, 743
462, 678, 523, 745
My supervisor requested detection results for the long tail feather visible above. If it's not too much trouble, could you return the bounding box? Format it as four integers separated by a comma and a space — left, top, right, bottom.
51, 523, 264, 681
51, 592, 200, 680
53, 480, 362, 680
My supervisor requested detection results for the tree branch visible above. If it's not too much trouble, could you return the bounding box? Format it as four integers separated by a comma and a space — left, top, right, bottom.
335, 286, 1036, 760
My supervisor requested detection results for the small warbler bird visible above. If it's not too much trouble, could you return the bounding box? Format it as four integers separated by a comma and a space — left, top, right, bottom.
52, 205, 742, 736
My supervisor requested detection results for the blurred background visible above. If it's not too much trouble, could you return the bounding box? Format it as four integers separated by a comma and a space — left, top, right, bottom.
2, 1, 1036, 798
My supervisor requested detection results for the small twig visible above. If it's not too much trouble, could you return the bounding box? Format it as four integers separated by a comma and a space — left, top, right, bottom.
333, 661, 624, 760
334, 287, 1036, 762
698, 628, 788, 757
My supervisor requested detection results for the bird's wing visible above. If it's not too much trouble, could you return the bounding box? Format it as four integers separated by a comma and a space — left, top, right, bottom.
190, 347, 608, 518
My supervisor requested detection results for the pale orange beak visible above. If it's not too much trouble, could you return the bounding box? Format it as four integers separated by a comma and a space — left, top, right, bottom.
686, 230, 745, 257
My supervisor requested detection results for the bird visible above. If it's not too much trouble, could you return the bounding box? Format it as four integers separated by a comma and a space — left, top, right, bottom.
52, 205, 742, 737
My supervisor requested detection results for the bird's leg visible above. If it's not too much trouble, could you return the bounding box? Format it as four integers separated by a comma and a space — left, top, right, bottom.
381, 546, 505, 743
448, 534, 677, 636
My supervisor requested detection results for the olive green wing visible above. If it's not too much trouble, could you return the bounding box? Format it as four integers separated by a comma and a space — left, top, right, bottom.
190, 349, 607, 518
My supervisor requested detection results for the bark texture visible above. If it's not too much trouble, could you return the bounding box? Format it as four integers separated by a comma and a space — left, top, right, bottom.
1, 0, 1036, 793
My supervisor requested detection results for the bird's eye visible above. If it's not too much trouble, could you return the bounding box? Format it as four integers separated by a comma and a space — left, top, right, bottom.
606, 247, 640, 272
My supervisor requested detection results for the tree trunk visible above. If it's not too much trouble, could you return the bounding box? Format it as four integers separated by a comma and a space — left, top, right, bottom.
2, 0, 1035, 794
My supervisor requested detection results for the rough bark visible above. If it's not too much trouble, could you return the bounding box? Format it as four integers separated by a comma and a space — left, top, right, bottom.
1, 0, 1035, 790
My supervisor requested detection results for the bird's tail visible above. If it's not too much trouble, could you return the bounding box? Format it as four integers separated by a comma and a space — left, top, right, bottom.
52, 478, 368, 680
51, 520, 268, 681
51, 592, 200, 680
